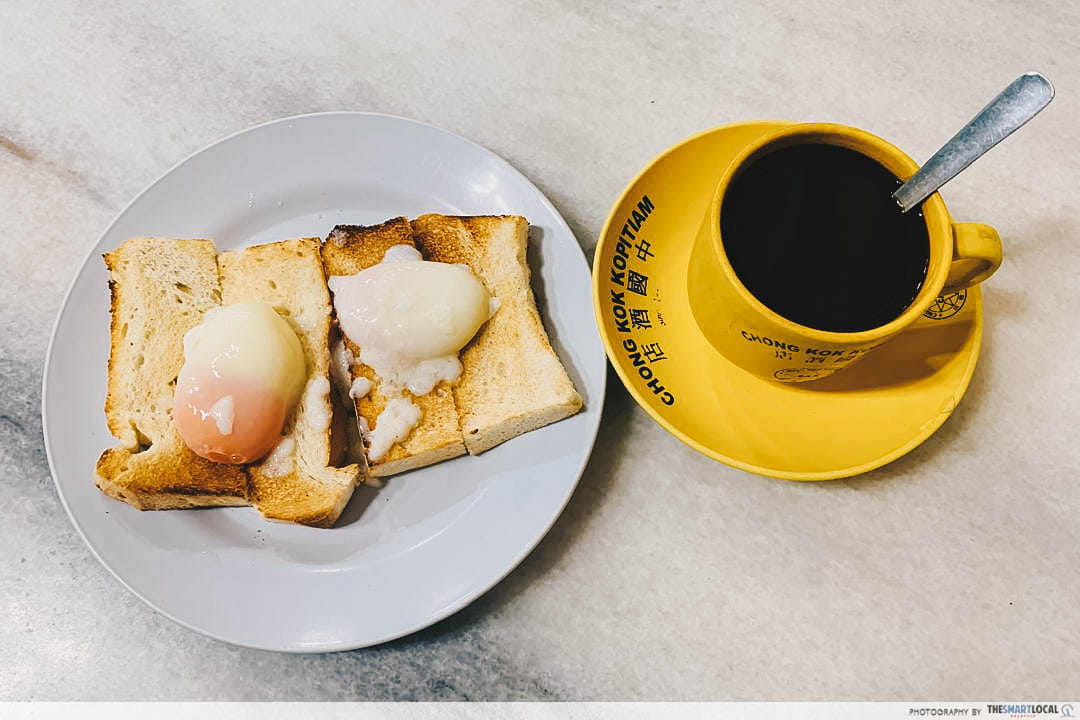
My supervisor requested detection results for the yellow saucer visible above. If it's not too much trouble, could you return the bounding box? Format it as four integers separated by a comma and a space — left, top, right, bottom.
592, 122, 983, 480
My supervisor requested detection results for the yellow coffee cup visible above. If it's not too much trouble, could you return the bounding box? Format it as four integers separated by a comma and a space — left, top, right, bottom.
687, 122, 1002, 383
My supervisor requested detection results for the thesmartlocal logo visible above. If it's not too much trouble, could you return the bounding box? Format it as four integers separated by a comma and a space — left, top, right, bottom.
987, 704, 1073, 718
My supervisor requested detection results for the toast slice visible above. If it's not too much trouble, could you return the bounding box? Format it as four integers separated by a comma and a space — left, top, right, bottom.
412, 215, 582, 454
322, 218, 467, 477
219, 238, 361, 527
96, 237, 361, 527
96, 238, 248, 508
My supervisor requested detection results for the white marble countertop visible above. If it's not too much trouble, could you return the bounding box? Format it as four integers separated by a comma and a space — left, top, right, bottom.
2, 0, 1078, 701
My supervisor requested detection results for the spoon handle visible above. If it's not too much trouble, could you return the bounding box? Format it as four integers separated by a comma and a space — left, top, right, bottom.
893, 72, 1055, 212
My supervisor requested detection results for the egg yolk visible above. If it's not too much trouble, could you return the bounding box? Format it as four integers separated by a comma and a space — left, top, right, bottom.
171, 302, 306, 464
172, 374, 286, 464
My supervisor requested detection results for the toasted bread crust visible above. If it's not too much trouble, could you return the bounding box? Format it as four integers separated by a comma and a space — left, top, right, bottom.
96, 445, 248, 509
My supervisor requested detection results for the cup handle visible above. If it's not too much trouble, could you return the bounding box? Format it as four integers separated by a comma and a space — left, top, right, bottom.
943, 223, 1002, 292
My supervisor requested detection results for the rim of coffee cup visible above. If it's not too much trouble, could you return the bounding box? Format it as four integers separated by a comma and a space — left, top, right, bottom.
707, 122, 955, 343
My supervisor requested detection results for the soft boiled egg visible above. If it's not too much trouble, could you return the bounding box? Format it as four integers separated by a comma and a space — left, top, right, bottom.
328, 245, 492, 362
172, 302, 306, 464
327, 244, 496, 462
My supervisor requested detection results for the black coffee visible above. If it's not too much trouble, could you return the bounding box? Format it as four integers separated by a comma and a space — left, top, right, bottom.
720, 143, 929, 333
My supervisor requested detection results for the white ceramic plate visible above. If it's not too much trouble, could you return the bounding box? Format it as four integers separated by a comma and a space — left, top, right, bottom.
42, 113, 605, 652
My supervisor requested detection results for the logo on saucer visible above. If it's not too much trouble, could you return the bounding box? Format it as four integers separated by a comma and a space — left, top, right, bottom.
924, 289, 967, 320
774, 368, 830, 382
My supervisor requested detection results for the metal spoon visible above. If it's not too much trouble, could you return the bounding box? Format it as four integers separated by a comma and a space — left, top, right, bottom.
893, 71, 1055, 212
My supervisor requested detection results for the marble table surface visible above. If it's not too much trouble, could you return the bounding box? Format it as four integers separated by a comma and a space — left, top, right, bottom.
2, 0, 1078, 701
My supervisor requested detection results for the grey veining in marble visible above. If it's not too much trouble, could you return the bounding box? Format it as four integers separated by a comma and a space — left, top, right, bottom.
3, 0, 1079, 701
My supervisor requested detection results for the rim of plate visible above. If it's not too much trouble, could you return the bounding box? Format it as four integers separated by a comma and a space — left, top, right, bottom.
591, 121, 982, 482
42, 111, 606, 651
